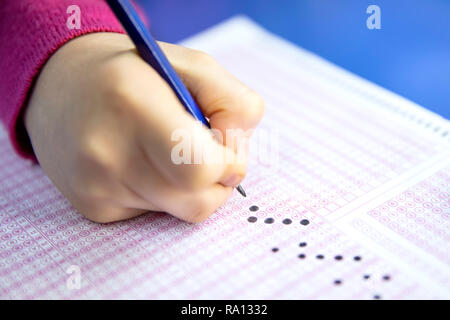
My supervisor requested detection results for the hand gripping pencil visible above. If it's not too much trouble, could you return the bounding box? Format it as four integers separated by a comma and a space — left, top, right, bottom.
106, 0, 247, 197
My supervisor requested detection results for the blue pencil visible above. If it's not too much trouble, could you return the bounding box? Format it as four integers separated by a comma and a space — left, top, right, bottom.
106, 0, 246, 197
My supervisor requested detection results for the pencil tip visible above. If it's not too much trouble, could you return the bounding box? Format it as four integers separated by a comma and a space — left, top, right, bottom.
236, 185, 247, 197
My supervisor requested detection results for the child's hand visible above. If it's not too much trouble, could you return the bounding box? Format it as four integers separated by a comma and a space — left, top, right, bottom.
24, 33, 264, 223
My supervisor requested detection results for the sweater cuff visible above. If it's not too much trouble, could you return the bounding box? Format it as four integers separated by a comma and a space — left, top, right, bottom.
0, 1, 127, 160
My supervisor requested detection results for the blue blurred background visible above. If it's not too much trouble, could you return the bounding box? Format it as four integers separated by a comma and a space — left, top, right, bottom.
136, 0, 450, 119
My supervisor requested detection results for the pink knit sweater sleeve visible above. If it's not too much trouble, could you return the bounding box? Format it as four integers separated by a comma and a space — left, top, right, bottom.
0, 0, 127, 159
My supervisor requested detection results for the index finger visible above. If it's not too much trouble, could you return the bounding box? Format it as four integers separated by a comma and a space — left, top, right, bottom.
159, 42, 265, 142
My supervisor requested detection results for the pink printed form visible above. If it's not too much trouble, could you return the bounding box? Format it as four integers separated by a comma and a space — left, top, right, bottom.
0, 17, 449, 299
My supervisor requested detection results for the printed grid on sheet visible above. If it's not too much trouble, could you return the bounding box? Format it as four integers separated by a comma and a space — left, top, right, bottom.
367, 166, 450, 264
0, 17, 449, 299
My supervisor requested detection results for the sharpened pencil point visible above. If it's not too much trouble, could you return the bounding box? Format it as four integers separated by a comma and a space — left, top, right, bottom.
236, 185, 246, 197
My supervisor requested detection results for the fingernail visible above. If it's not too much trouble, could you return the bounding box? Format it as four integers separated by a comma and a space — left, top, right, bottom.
222, 174, 242, 187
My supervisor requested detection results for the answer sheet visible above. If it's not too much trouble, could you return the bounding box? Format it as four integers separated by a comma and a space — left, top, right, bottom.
1, 17, 449, 299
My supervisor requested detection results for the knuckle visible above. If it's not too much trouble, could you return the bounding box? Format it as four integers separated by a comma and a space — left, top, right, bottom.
108, 79, 134, 108
241, 90, 265, 123
79, 132, 117, 173
190, 50, 217, 68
